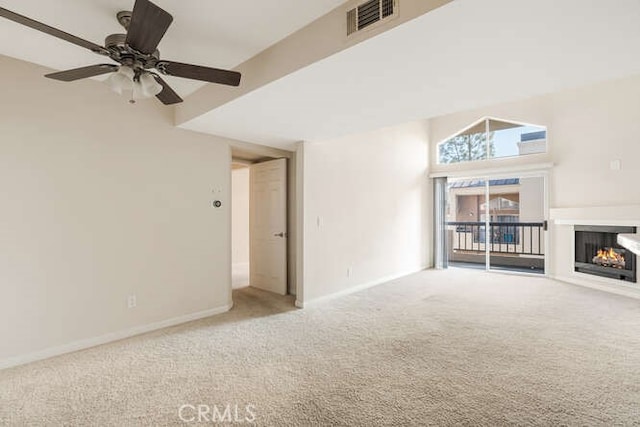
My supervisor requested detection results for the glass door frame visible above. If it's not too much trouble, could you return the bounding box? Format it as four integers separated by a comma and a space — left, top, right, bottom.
439, 169, 550, 276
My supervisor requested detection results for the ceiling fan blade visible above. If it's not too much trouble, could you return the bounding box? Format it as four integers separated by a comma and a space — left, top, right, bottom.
45, 64, 119, 82
0, 7, 107, 55
156, 61, 241, 87
126, 0, 173, 55
152, 75, 183, 105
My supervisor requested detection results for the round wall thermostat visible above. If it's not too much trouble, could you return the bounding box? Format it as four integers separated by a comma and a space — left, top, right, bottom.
213, 200, 222, 208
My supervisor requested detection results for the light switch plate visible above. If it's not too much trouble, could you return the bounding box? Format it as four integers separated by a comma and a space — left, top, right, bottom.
127, 295, 137, 309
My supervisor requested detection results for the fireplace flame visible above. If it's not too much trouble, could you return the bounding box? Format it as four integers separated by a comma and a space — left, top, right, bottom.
593, 247, 626, 268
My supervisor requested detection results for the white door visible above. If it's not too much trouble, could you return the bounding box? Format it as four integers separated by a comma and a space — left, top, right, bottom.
250, 158, 287, 295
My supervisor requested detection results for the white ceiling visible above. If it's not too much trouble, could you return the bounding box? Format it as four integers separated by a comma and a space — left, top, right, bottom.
0, 0, 347, 96
181, 0, 640, 150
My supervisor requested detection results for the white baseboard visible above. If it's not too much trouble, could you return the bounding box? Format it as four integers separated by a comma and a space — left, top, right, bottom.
300, 267, 426, 307
0, 303, 233, 371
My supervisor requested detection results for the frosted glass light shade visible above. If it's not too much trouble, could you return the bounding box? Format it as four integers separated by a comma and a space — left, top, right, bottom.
132, 80, 144, 101
139, 73, 163, 97
107, 66, 134, 95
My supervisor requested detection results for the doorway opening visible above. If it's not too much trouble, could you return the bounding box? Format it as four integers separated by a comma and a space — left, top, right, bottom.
231, 148, 296, 305
438, 174, 547, 274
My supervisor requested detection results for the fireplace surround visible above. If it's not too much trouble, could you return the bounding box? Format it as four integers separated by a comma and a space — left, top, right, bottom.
575, 225, 637, 283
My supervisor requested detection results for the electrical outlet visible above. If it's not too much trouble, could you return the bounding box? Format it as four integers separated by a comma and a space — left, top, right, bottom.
127, 295, 137, 309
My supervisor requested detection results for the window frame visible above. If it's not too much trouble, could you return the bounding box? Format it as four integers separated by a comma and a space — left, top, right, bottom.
436, 116, 548, 165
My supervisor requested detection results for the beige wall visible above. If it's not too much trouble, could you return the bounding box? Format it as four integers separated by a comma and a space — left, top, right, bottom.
302, 120, 431, 303
546, 76, 640, 208
429, 73, 640, 281
232, 166, 250, 266
0, 55, 233, 365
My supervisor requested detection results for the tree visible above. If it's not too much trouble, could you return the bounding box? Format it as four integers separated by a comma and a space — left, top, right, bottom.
439, 131, 495, 164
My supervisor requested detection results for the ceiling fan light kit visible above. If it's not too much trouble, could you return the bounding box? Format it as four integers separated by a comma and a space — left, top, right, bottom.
107, 66, 163, 103
138, 72, 163, 97
107, 66, 134, 95
0, 0, 242, 105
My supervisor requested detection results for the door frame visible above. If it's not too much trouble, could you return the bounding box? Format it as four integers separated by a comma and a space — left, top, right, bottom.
228, 141, 302, 304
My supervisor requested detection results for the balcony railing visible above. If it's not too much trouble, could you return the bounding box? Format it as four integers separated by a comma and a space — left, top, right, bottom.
447, 221, 545, 256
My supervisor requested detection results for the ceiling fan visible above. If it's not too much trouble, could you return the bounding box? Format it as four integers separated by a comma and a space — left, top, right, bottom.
0, 0, 241, 105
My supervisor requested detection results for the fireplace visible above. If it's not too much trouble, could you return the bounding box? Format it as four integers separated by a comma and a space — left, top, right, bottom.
575, 225, 637, 283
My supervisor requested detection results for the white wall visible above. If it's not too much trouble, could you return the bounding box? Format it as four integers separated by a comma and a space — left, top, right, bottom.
428, 73, 640, 284
231, 166, 250, 288
302, 120, 431, 303
547, 76, 640, 208
0, 55, 233, 366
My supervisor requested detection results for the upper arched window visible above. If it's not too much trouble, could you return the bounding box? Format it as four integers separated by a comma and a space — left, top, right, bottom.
437, 117, 546, 164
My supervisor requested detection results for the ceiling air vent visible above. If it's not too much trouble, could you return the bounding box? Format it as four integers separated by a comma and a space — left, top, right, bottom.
347, 0, 396, 36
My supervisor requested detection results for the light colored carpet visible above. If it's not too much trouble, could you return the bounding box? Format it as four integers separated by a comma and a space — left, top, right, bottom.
2, 269, 640, 426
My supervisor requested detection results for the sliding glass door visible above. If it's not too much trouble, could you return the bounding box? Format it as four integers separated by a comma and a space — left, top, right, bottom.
442, 174, 546, 274
445, 178, 487, 270
487, 176, 545, 273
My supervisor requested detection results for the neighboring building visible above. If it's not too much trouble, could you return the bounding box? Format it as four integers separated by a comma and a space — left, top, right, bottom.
518, 130, 547, 155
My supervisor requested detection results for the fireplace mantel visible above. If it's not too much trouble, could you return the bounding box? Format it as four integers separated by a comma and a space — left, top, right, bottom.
549, 205, 640, 299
